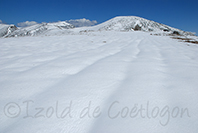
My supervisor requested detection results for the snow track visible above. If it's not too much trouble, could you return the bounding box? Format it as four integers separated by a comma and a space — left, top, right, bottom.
0, 32, 198, 133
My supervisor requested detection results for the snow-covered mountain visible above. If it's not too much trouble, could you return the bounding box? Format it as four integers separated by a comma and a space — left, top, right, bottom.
1, 15, 198, 133
0, 24, 18, 37
4, 21, 75, 37
87, 16, 194, 36
0, 16, 196, 37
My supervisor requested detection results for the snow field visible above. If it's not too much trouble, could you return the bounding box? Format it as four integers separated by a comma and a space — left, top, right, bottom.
0, 32, 198, 133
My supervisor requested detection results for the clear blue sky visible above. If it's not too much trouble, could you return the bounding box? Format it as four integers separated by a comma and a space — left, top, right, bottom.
0, 0, 198, 34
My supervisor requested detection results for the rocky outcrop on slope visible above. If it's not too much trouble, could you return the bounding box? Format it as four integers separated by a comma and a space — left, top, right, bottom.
0, 24, 18, 37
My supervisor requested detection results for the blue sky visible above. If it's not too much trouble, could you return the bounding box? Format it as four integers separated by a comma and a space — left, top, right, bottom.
0, 0, 198, 34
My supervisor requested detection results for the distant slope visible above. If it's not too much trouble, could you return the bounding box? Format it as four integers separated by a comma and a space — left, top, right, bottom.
0, 16, 196, 37
5, 21, 75, 37
88, 16, 194, 36
0, 24, 18, 37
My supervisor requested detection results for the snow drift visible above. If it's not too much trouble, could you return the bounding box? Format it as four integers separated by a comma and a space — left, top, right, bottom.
1, 16, 198, 133
1, 31, 198, 133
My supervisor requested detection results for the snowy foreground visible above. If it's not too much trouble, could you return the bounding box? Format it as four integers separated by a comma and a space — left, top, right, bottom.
0, 32, 198, 133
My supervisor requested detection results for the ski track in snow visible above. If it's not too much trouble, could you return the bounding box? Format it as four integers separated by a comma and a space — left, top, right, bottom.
0, 32, 198, 133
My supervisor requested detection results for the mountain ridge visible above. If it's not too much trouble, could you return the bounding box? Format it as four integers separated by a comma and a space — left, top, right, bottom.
0, 16, 196, 37
87, 16, 194, 36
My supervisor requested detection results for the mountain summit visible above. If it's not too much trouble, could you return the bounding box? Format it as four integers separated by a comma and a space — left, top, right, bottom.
88, 16, 194, 35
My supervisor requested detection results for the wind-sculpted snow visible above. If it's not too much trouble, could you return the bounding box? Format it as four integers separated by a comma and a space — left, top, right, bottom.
0, 32, 198, 133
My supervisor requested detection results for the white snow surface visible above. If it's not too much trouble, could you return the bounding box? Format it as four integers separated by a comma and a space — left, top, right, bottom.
0, 31, 198, 133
